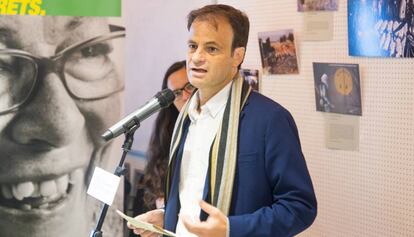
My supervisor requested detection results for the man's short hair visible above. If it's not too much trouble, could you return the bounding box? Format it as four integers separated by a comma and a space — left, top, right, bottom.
187, 4, 250, 51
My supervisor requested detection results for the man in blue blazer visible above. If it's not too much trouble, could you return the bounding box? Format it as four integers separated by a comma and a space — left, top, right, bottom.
128, 4, 317, 237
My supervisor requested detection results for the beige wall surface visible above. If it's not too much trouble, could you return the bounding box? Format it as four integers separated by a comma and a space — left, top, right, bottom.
218, 0, 414, 236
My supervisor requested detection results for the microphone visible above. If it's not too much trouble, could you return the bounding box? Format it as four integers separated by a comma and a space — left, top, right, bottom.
102, 89, 175, 141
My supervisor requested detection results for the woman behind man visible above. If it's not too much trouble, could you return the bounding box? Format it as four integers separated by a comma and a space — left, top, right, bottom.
131, 60, 195, 227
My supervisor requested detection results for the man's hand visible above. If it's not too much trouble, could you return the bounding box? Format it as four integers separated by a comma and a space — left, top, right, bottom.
127, 209, 164, 237
181, 200, 228, 237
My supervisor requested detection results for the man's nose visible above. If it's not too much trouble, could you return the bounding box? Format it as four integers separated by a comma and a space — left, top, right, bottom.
8, 72, 84, 148
191, 48, 206, 64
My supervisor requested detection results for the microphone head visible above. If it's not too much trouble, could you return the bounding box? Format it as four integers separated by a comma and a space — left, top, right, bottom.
156, 88, 175, 108
102, 130, 114, 141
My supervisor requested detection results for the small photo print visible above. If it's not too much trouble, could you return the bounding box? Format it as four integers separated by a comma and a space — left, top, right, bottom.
313, 62, 362, 116
298, 0, 339, 12
348, 0, 414, 57
258, 29, 299, 75
240, 69, 260, 91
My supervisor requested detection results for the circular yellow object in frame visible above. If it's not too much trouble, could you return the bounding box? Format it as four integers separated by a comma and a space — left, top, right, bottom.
334, 68, 353, 95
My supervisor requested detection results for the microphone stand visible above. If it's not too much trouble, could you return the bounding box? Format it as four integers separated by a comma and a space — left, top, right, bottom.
90, 119, 140, 237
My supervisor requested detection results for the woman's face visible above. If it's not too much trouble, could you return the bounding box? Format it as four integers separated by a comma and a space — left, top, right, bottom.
167, 67, 193, 111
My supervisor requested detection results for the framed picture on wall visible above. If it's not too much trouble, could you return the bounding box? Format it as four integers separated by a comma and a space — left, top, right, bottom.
348, 0, 414, 57
297, 0, 339, 12
240, 69, 260, 91
258, 29, 299, 75
313, 62, 362, 116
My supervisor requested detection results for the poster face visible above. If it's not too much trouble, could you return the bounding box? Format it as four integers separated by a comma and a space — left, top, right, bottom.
258, 29, 299, 75
0, 2, 124, 236
298, 0, 339, 11
348, 0, 414, 57
240, 69, 260, 91
313, 63, 362, 116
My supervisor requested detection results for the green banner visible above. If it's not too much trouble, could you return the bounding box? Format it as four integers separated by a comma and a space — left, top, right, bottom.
0, 0, 121, 16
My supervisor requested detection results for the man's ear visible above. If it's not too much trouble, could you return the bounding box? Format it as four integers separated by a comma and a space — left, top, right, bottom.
232, 47, 246, 68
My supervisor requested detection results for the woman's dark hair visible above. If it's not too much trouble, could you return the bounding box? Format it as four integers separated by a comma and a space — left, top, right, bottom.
139, 60, 186, 209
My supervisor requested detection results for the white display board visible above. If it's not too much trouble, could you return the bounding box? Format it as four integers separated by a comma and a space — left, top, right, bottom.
218, 0, 414, 236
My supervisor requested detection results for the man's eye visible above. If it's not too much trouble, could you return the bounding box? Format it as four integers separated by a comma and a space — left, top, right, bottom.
188, 44, 197, 51
0, 62, 13, 74
207, 47, 218, 53
80, 43, 112, 58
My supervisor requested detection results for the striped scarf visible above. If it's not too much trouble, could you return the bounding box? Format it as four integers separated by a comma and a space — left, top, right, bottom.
165, 75, 251, 215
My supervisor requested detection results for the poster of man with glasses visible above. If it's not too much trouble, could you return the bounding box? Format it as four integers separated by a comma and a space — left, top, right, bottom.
0, 2, 125, 237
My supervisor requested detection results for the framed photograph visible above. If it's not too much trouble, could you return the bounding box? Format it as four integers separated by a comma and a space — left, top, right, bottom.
313, 62, 362, 116
298, 0, 338, 12
258, 29, 299, 75
240, 69, 260, 91
348, 0, 414, 57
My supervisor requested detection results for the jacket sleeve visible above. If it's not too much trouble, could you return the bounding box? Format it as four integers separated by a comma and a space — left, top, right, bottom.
228, 108, 317, 237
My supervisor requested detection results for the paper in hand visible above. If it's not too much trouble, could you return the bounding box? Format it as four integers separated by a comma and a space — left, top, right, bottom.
116, 210, 176, 237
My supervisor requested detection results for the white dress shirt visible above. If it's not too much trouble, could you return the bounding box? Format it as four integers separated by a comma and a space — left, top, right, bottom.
175, 82, 232, 237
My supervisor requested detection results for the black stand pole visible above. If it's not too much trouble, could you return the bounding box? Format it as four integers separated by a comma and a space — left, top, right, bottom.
90, 121, 140, 237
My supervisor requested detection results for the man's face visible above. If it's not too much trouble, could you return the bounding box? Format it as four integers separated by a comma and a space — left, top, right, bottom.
186, 17, 244, 98
0, 16, 123, 237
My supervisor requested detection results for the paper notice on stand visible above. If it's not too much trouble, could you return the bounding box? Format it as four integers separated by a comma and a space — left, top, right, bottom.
86, 167, 120, 205
116, 210, 176, 237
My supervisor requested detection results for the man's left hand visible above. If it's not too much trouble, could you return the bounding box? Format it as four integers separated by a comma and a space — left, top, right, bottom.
181, 200, 228, 237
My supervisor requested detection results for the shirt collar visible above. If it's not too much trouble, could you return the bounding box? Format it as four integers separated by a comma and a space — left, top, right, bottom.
188, 81, 232, 122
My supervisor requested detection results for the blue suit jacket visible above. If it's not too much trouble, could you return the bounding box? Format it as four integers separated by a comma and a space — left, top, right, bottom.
164, 91, 317, 237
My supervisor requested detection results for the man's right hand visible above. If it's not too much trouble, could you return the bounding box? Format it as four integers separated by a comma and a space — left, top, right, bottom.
127, 209, 165, 237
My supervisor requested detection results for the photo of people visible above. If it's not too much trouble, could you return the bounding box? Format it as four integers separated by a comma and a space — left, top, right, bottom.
348, 0, 414, 57
313, 62, 362, 116
297, 0, 339, 11
240, 69, 260, 91
258, 29, 299, 75
0, 15, 125, 237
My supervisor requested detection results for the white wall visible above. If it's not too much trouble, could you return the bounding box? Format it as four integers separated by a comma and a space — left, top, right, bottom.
218, 0, 414, 236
